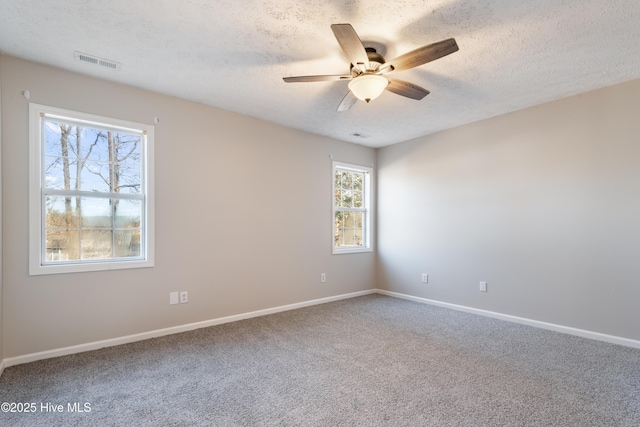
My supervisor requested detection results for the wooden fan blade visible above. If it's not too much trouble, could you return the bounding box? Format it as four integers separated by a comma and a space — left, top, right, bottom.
382, 38, 458, 73
283, 75, 352, 83
337, 91, 357, 111
386, 79, 430, 100
331, 24, 369, 70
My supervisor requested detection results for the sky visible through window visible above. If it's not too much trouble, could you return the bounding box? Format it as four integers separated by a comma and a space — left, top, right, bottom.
43, 117, 144, 261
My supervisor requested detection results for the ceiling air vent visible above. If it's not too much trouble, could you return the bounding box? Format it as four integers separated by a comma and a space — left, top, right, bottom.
351, 133, 370, 139
74, 51, 121, 70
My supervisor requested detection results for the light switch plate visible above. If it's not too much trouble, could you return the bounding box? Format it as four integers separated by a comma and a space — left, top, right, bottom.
170, 292, 179, 305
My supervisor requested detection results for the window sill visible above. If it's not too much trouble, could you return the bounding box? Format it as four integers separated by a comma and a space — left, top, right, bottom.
29, 258, 154, 276
332, 247, 373, 255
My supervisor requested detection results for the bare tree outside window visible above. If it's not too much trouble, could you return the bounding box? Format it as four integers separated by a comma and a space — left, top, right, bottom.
43, 118, 143, 263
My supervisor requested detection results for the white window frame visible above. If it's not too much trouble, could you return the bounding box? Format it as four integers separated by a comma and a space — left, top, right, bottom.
29, 103, 155, 275
332, 161, 372, 254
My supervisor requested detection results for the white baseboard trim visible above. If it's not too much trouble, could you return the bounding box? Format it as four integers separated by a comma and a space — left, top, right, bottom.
376, 289, 640, 349
3, 289, 376, 369
0, 359, 5, 378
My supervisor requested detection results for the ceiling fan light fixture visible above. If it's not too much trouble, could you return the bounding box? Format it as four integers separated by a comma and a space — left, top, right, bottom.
282, 24, 458, 111
348, 74, 388, 103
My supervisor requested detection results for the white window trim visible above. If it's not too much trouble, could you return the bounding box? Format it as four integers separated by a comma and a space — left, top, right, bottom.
332, 161, 373, 255
29, 103, 155, 275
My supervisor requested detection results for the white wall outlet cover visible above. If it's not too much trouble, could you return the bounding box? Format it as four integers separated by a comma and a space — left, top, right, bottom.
421, 273, 428, 283
480, 281, 488, 292
179, 291, 188, 303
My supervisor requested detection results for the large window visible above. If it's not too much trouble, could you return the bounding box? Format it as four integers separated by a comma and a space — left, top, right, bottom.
333, 161, 372, 254
29, 104, 154, 275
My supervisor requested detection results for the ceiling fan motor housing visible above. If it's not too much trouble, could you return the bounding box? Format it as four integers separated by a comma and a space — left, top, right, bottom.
350, 48, 385, 73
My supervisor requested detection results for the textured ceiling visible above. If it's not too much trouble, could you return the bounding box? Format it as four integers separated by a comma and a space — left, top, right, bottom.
1, 0, 640, 148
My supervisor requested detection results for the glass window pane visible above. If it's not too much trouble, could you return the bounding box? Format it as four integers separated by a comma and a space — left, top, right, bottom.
44, 122, 78, 157
75, 127, 103, 161
115, 199, 142, 228
84, 160, 108, 177
115, 229, 141, 258
335, 226, 344, 247
343, 228, 356, 246
353, 190, 363, 208
335, 211, 344, 227
348, 227, 362, 245
44, 157, 78, 190
354, 229, 363, 246
115, 164, 141, 194
66, 125, 80, 157
353, 173, 363, 191
353, 212, 363, 228
45, 196, 79, 228
115, 134, 142, 164
341, 171, 351, 188
334, 212, 343, 246
44, 122, 65, 157
341, 189, 353, 207
81, 198, 112, 228
46, 229, 80, 261
343, 212, 354, 228
334, 211, 364, 248
79, 161, 110, 192
81, 229, 113, 260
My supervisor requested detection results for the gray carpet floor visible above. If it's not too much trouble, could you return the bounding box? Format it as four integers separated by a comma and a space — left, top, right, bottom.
0, 294, 638, 426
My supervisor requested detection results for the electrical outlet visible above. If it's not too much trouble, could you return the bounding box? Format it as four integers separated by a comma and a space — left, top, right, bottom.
170, 292, 179, 305
421, 273, 428, 284
179, 291, 188, 304
321, 273, 326, 283
480, 281, 487, 292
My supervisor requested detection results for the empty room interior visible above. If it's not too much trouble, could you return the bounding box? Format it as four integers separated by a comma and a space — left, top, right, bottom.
0, 1, 639, 425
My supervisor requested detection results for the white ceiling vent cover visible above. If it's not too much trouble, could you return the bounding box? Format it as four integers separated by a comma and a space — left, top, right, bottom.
74, 51, 121, 70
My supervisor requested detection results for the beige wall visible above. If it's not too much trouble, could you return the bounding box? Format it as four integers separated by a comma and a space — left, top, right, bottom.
1, 55, 376, 358
3, 52, 639, 360
377, 78, 640, 341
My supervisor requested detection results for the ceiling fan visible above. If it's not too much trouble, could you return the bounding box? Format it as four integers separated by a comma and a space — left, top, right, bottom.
283, 24, 459, 111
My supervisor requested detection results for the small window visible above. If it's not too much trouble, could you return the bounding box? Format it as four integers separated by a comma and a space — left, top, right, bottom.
333, 161, 372, 254
29, 103, 154, 275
